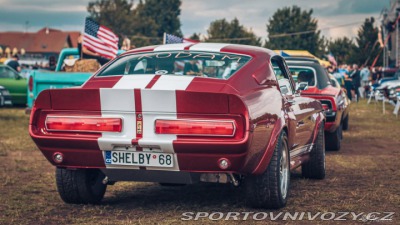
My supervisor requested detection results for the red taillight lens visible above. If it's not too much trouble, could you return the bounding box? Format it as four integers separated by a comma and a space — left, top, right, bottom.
46, 116, 122, 133
322, 104, 330, 111
28, 76, 33, 92
155, 119, 235, 136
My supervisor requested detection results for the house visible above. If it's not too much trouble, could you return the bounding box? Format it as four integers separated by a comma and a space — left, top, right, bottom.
0, 27, 80, 67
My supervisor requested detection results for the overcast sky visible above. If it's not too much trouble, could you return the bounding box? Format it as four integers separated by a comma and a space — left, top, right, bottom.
0, 0, 391, 42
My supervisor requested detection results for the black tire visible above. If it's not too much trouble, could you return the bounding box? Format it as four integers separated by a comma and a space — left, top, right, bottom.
245, 131, 290, 209
325, 124, 341, 151
56, 168, 107, 204
302, 124, 326, 179
342, 115, 349, 131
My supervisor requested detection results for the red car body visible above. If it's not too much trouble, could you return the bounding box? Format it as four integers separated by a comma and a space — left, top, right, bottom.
30, 43, 325, 208
286, 60, 350, 150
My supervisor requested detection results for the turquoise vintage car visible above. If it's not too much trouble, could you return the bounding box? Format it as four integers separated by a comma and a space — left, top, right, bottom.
0, 65, 27, 105
27, 48, 125, 110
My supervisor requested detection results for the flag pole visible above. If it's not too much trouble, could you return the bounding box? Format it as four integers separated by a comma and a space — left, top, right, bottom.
163, 32, 166, 45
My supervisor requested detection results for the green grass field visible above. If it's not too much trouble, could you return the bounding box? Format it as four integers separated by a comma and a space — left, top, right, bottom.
0, 100, 399, 224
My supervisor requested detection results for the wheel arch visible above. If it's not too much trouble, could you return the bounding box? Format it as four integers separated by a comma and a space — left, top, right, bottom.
251, 116, 287, 175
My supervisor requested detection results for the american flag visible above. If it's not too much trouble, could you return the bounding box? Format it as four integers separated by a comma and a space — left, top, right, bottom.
83, 18, 119, 59
164, 33, 199, 44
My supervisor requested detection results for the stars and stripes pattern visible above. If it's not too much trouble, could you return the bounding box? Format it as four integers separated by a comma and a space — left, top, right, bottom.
164, 33, 199, 44
83, 18, 119, 59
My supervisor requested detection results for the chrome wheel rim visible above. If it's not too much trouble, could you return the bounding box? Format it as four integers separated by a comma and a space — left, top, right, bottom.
280, 141, 289, 199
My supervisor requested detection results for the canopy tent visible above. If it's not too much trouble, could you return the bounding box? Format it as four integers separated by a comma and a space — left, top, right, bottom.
274, 50, 331, 67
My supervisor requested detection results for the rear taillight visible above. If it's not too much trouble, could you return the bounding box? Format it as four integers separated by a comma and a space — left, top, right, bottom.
46, 116, 122, 133
155, 119, 236, 137
28, 76, 33, 92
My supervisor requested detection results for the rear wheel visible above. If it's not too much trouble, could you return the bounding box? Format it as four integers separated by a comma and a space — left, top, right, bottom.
56, 168, 107, 204
302, 124, 326, 179
342, 115, 349, 131
325, 124, 341, 151
245, 132, 290, 209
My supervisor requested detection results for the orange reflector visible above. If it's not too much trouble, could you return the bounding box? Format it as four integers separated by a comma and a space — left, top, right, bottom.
155, 119, 235, 136
46, 116, 122, 133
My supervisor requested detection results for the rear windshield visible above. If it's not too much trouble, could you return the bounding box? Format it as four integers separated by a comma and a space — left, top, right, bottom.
285, 67, 316, 87
287, 64, 332, 89
97, 51, 251, 79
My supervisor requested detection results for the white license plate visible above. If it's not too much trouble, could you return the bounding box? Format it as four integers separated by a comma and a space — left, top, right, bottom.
105, 151, 173, 167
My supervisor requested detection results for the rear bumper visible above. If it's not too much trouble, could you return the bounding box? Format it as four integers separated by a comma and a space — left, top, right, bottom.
30, 124, 253, 174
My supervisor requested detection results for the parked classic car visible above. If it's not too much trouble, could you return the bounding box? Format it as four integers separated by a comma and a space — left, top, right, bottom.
0, 85, 12, 107
328, 74, 351, 108
285, 59, 349, 151
27, 48, 125, 112
29, 43, 326, 209
0, 64, 27, 105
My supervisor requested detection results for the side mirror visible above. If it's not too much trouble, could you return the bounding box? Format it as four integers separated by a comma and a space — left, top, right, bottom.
296, 82, 309, 91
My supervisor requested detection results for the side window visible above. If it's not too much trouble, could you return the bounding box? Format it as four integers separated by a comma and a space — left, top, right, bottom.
271, 57, 295, 96
0, 67, 16, 79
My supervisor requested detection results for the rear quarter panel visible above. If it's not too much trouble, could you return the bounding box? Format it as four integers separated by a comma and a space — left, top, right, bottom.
27, 70, 92, 108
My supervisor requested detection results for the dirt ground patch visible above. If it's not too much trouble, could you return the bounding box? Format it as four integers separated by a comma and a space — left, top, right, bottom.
0, 101, 399, 224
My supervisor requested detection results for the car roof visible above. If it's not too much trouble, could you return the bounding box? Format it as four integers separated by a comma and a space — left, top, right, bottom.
286, 61, 331, 89
125, 43, 277, 57
284, 57, 320, 64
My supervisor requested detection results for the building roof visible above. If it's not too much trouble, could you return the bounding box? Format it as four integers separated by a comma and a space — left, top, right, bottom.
0, 27, 80, 54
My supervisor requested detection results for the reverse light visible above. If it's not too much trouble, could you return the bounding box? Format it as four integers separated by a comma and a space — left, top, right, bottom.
218, 158, 231, 170
155, 119, 236, 137
53, 152, 64, 163
46, 116, 122, 133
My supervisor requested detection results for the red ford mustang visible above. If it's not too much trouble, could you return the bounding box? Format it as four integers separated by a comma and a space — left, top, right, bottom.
285, 59, 350, 151
30, 43, 326, 209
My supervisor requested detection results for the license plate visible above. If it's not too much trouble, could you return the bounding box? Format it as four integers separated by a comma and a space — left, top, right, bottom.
105, 151, 173, 167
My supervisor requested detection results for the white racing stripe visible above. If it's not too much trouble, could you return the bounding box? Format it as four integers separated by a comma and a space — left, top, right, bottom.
98, 74, 194, 171
99, 88, 139, 169
189, 43, 230, 52
99, 76, 154, 169
113, 75, 155, 89
154, 43, 193, 51
140, 90, 178, 166
151, 75, 194, 90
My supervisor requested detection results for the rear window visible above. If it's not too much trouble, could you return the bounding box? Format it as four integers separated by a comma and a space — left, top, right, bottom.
284, 67, 316, 87
97, 51, 251, 79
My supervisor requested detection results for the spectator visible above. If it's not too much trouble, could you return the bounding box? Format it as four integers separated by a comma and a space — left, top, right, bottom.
350, 64, 361, 102
360, 65, 371, 98
344, 65, 353, 100
183, 60, 201, 76
121, 35, 131, 51
6, 54, 21, 72
372, 66, 382, 83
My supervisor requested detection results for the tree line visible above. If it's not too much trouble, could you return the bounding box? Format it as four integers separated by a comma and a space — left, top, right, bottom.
88, 0, 383, 66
